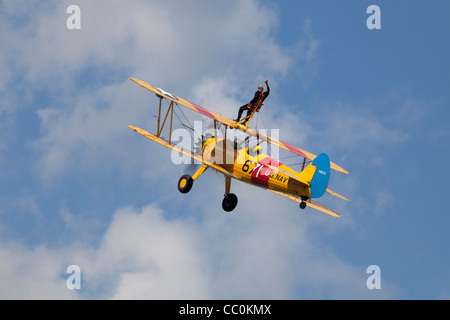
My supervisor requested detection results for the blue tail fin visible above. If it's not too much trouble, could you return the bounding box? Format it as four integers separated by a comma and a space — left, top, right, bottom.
310, 153, 330, 198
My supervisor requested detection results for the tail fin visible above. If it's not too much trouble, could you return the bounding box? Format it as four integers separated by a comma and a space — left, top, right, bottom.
298, 153, 331, 199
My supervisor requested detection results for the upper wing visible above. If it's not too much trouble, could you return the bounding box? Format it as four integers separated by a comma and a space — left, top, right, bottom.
130, 78, 235, 127
245, 127, 349, 174
128, 125, 238, 179
130, 78, 348, 175
267, 189, 341, 218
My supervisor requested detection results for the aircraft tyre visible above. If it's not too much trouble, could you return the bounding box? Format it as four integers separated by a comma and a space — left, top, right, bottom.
222, 193, 238, 212
178, 175, 193, 194
300, 201, 307, 209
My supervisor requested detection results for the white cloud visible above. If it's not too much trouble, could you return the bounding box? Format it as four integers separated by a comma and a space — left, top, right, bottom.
0, 0, 310, 180
83, 204, 211, 299
0, 198, 401, 299
0, 242, 79, 299
34, 80, 152, 178
1, 0, 290, 86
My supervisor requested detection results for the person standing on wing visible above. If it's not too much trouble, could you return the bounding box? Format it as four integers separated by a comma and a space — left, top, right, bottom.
234, 79, 270, 124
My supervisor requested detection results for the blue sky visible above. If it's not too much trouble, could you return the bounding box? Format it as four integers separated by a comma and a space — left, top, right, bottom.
0, 0, 449, 299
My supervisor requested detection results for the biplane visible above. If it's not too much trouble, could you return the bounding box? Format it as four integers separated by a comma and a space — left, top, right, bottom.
128, 78, 349, 217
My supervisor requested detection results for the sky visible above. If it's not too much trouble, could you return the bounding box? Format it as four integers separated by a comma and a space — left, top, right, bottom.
0, 0, 449, 299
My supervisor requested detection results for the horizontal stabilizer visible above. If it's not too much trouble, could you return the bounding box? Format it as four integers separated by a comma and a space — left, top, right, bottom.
326, 188, 350, 202
267, 189, 341, 218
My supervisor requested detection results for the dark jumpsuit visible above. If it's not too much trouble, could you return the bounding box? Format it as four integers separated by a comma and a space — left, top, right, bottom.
236, 85, 270, 122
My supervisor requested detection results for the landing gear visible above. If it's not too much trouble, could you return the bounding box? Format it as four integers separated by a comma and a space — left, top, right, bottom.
222, 176, 238, 212
178, 174, 193, 194
178, 165, 207, 194
222, 193, 238, 212
299, 196, 309, 210
178, 171, 239, 212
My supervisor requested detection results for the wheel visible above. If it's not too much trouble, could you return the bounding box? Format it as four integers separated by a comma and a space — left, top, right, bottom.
299, 201, 307, 209
178, 175, 193, 194
222, 193, 238, 212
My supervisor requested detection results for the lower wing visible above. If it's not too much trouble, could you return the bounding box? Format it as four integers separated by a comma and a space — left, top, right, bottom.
128, 125, 237, 178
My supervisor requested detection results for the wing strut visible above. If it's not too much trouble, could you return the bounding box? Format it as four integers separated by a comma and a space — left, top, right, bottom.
155, 100, 175, 143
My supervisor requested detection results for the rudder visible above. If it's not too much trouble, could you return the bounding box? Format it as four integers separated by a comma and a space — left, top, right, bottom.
310, 153, 330, 198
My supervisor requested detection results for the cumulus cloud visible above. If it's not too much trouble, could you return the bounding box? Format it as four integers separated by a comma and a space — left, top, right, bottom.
0, 0, 311, 179
82, 204, 211, 299
0, 242, 79, 299
0, 198, 400, 299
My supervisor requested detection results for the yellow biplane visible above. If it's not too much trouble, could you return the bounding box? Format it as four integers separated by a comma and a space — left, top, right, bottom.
128, 78, 349, 217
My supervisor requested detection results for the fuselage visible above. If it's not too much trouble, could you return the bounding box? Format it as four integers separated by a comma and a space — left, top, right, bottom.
202, 137, 311, 199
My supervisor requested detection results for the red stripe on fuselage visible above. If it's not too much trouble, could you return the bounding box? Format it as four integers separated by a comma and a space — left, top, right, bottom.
251, 163, 273, 187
